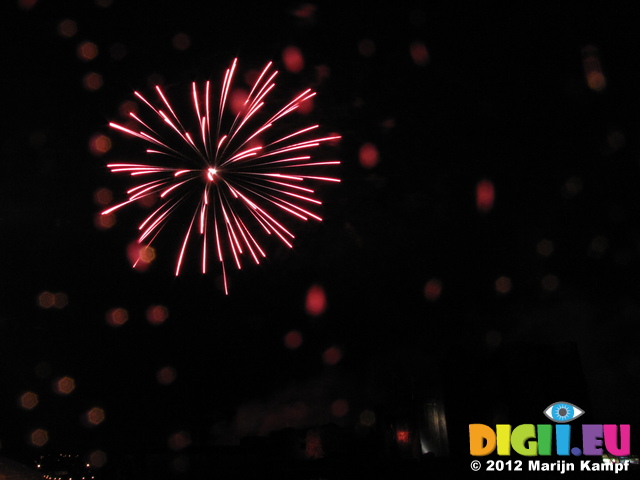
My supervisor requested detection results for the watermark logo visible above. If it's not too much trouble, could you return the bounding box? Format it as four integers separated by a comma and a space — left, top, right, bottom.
468, 401, 634, 473
543, 401, 584, 423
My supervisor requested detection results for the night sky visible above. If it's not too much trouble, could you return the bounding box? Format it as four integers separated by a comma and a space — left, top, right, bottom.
2, 0, 640, 474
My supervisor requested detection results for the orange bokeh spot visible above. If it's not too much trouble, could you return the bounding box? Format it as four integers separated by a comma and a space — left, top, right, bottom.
94, 187, 113, 206
57, 19, 77, 38
582, 45, 606, 92
146, 305, 169, 325
322, 346, 342, 366
106, 307, 128, 327
20, 392, 39, 410
423, 278, 442, 301
89, 450, 107, 468
37, 291, 67, 309
95, 212, 116, 230
89, 134, 112, 156
476, 179, 495, 213
359, 142, 379, 169
30, 429, 48, 447
54, 376, 76, 395
305, 284, 327, 316
77, 41, 99, 61
282, 46, 305, 73
118, 100, 138, 118
53, 292, 68, 309
127, 242, 156, 271
83, 72, 104, 91
284, 330, 303, 349
37, 291, 55, 309
86, 407, 105, 426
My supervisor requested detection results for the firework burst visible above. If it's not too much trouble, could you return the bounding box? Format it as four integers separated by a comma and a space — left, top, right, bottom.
103, 59, 340, 293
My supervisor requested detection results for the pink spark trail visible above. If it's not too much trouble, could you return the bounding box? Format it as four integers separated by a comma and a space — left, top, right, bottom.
103, 59, 341, 294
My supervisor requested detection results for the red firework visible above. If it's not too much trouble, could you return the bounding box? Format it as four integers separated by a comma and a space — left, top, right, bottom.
103, 59, 340, 293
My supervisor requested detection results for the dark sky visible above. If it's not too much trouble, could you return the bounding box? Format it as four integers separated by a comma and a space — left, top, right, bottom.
2, 0, 640, 469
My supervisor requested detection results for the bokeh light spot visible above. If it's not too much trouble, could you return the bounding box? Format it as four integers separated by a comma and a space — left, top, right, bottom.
284, 330, 303, 349
95, 212, 116, 230
168, 431, 191, 451
157, 366, 177, 385
541, 274, 559, 292
118, 100, 138, 118
296, 95, 314, 115
410, 40, 430, 66
305, 284, 327, 316
229, 88, 248, 115
18, 0, 38, 10
172, 32, 191, 51
30, 429, 48, 447
331, 399, 349, 418
358, 38, 376, 57
563, 176, 583, 197
322, 346, 342, 366
19, 392, 39, 410
358, 142, 379, 169
94, 187, 113, 206
282, 46, 305, 73
360, 409, 376, 427
57, 19, 77, 38
146, 305, 169, 325
172, 455, 190, 474
54, 376, 76, 395
89, 450, 107, 468
423, 278, 442, 301
77, 41, 99, 61
589, 236, 609, 258
495, 276, 512, 295
89, 134, 112, 156
476, 179, 495, 213
292, 3, 316, 20
37, 291, 55, 309
53, 292, 68, 309
83, 72, 104, 91
582, 45, 606, 92
536, 239, 554, 257
127, 243, 156, 271
37, 291, 68, 309
86, 407, 105, 426
106, 307, 128, 327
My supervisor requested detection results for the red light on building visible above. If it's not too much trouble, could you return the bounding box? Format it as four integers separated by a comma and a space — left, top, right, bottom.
396, 429, 410, 444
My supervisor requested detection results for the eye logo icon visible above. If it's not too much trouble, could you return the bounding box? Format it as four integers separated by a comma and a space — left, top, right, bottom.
543, 401, 585, 423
